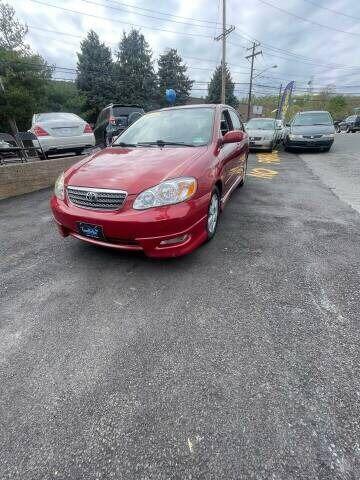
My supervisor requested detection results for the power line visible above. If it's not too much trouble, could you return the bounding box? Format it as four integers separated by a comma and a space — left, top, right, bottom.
101, 0, 222, 26
28, 0, 214, 39
300, 0, 360, 22
77, 0, 217, 30
255, 0, 360, 37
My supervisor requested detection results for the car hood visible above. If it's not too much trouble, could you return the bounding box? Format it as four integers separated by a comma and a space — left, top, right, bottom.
66, 145, 208, 194
290, 125, 335, 135
246, 128, 275, 137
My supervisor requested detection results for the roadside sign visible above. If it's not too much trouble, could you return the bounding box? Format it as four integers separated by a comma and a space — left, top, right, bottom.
252, 105, 263, 115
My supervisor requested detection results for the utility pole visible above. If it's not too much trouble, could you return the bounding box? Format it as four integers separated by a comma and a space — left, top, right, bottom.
276, 83, 283, 118
246, 42, 262, 120
214, 0, 235, 104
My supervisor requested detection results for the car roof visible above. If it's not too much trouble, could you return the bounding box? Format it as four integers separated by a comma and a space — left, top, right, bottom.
248, 117, 275, 120
297, 110, 330, 114
104, 104, 143, 108
154, 104, 234, 113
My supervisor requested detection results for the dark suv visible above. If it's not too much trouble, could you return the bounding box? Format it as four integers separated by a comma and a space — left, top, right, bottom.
94, 104, 144, 145
337, 115, 360, 133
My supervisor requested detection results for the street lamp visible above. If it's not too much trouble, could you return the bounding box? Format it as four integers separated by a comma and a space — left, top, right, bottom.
253, 64, 277, 79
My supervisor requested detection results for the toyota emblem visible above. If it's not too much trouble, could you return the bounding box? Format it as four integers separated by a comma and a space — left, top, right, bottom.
86, 191, 98, 202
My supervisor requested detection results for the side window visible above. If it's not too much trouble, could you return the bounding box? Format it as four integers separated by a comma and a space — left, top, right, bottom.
220, 110, 232, 136
229, 110, 242, 130
95, 110, 103, 128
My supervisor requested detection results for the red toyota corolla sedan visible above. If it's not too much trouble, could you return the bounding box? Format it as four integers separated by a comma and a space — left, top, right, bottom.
51, 104, 249, 258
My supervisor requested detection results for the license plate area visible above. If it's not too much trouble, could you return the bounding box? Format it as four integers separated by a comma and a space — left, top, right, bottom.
77, 222, 104, 240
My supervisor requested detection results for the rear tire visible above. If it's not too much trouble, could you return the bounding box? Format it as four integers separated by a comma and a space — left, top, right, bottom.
206, 188, 220, 241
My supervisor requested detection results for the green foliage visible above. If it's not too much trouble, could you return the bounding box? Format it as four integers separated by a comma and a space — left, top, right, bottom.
206, 65, 239, 108
76, 30, 115, 122
115, 29, 158, 110
157, 48, 193, 107
0, 48, 52, 131
42, 81, 86, 116
0, 1, 28, 52
328, 95, 347, 120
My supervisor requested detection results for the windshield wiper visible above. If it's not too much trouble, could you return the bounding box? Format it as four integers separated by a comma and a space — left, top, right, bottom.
115, 141, 137, 147
137, 140, 194, 147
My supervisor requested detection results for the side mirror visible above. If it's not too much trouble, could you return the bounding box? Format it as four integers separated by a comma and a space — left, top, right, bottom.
222, 130, 245, 144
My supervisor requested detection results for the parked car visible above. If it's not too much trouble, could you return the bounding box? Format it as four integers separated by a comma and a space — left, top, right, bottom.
284, 111, 335, 152
30, 112, 95, 158
337, 115, 360, 133
245, 118, 280, 151
51, 104, 249, 258
93, 104, 145, 146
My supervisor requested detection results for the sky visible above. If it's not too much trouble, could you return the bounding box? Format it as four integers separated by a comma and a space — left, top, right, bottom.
10, 0, 360, 99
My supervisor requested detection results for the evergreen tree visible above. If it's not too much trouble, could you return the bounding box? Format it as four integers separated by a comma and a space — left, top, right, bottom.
115, 29, 157, 110
157, 48, 193, 106
206, 65, 239, 108
76, 30, 114, 122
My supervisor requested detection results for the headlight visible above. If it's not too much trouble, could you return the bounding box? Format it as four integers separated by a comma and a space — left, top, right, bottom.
133, 177, 197, 210
289, 134, 303, 140
322, 133, 334, 138
54, 172, 65, 200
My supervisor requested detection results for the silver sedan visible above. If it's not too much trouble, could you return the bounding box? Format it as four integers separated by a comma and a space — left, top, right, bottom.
30, 112, 95, 158
245, 118, 281, 151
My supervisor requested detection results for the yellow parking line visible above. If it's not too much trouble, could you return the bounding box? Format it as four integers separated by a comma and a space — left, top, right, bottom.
248, 167, 279, 179
256, 150, 280, 164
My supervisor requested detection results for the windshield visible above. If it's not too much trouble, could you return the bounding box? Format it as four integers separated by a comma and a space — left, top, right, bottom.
292, 112, 333, 126
246, 119, 275, 130
113, 108, 215, 147
36, 112, 81, 122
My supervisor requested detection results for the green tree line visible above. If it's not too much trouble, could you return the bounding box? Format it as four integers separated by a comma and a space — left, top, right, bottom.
1, 0, 358, 134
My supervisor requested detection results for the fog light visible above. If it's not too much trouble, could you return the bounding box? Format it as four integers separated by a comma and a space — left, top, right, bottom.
160, 234, 189, 246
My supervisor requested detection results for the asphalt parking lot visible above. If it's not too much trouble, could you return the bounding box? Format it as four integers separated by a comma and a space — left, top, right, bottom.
1, 133, 360, 479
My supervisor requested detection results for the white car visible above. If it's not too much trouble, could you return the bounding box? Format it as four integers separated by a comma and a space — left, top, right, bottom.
30, 112, 95, 158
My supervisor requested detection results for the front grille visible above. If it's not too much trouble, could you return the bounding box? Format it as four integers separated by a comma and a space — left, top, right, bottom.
67, 186, 127, 210
302, 135, 322, 139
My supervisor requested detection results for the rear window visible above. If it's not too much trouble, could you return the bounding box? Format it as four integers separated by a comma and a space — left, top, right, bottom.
292, 112, 333, 126
35, 112, 81, 122
112, 106, 143, 117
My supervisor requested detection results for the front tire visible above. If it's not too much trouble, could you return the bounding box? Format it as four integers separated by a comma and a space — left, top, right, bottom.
346, 125, 351, 133
238, 156, 248, 188
206, 188, 220, 240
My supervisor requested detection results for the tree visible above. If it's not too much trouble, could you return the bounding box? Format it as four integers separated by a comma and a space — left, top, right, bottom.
328, 95, 347, 121
115, 29, 157, 110
42, 80, 86, 116
0, 2, 28, 52
0, 48, 52, 132
0, 3, 52, 133
76, 30, 114, 122
157, 48, 193, 106
206, 65, 239, 108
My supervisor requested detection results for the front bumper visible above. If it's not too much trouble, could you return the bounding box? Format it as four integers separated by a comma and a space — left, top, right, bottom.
39, 134, 95, 153
50, 193, 210, 258
249, 139, 273, 149
285, 138, 334, 149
